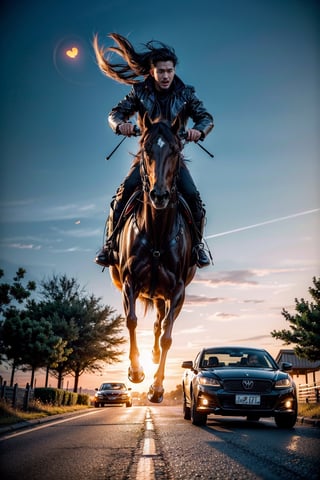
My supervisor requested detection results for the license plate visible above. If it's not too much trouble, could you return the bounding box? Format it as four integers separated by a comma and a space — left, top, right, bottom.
235, 394, 261, 405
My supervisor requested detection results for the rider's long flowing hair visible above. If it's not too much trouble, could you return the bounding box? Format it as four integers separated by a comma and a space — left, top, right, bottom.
93, 33, 178, 85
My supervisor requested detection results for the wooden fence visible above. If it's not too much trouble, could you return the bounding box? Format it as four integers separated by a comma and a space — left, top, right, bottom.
0, 380, 34, 410
298, 382, 320, 404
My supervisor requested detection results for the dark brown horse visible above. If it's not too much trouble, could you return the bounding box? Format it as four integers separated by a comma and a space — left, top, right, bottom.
110, 115, 196, 403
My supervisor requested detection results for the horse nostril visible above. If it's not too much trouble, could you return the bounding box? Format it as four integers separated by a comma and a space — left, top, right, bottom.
150, 189, 170, 204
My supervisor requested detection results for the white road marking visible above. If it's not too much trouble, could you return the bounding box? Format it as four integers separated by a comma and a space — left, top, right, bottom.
136, 408, 157, 480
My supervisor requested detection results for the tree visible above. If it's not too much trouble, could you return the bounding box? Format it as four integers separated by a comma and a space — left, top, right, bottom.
0, 268, 36, 314
1, 271, 126, 390
39, 274, 125, 392
25, 297, 77, 388
271, 277, 320, 361
9, 314, 62, 388
0, 268, 37, 385
67, 295, 125, 392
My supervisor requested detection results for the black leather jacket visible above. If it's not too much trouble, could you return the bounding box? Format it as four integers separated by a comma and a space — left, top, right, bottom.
108, 75, 214, 140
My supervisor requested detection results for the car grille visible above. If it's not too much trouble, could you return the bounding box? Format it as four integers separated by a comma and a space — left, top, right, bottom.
222, 379, 273, 393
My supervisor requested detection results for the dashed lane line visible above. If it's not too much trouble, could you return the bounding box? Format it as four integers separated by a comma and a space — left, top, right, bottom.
136, 408, 157, 480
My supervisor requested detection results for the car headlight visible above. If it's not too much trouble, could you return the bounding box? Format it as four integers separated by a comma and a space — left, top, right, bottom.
275, 378, 292, 388
198, 377, 220, 387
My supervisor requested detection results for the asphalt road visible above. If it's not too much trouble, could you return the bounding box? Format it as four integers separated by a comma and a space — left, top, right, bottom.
0, 406, 319, 480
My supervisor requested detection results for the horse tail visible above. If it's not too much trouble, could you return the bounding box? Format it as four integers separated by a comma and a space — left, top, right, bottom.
140, 297, 154, 316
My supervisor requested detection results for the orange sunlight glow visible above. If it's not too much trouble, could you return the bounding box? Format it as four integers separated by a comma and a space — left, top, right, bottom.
66, 47, 78, 59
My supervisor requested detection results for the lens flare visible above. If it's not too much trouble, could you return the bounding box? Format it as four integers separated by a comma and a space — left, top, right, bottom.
66, 47, 78, 59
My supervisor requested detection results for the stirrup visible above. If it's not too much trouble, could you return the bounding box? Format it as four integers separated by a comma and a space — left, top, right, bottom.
94, 243, 116, 267
194, 243, 211, 268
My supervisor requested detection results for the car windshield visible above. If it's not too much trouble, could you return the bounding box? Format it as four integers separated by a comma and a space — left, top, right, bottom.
200, 348, 276, 369
100, 383, 126, 390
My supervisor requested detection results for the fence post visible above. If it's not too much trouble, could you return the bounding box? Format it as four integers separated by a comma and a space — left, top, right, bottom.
1, 380, 7, 401
12, 383, 18, 408
23, 383, 31, 411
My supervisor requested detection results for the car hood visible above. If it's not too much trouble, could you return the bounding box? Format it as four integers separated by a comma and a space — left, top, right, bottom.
201, 368, 287, 382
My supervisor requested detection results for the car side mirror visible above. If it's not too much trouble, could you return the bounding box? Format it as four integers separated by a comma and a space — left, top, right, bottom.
281, 362, 292, 371
181, 360, 193, 369
95, 388, 98, 391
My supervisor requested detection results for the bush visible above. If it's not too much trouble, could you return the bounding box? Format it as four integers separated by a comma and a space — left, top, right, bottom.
77, 393, 90, 406
34, 388, 89, 407
34, 388, 65, 406
63, 390, 77, 406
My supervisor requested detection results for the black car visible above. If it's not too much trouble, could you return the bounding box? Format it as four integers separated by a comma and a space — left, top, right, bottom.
182, 346, 297, 428
94, 382, 132, 408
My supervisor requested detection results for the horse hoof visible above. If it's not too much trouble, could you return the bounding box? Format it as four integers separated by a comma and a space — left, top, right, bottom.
128, 367, 145, 384
147, 384, 164, 403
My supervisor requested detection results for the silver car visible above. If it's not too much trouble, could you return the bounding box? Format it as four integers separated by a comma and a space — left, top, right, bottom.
94, 382, 132, 408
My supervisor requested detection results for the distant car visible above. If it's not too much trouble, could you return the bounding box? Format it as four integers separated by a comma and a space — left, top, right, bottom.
94, 382, 132, 408
182, 346, 297, 428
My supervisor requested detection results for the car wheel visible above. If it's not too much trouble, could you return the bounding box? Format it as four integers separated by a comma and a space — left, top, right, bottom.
126, 401, 132, 407
274, 412, 297, 429
94, 402, 100, 408
183, 395, 191, 420
191, 393, 207, 426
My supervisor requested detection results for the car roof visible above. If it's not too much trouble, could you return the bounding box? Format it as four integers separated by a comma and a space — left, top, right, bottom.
201, 346, 267, 352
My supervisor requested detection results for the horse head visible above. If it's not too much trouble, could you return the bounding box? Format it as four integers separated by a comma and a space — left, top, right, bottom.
140, 115, 182, 210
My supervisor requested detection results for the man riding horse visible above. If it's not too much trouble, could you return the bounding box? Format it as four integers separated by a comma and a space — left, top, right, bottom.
93, 33, 214, 268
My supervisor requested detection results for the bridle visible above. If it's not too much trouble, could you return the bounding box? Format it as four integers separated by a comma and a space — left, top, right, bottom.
139, 131, 183, 201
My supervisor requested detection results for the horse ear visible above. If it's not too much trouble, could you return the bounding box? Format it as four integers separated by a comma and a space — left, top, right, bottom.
143, 112, 153, 131
171, 116, 181, 135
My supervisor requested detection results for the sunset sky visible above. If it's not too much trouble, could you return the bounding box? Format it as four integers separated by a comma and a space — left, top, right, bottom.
1, 0, 319, 394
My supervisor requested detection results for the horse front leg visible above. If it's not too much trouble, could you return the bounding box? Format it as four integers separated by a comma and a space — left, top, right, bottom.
123, 278, 145, 383
152, 299, 165, 364
148, 285, 185, 403
148, 307, 173, 403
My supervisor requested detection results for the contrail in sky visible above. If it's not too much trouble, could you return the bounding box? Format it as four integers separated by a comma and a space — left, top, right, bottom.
205, 208, 320, 239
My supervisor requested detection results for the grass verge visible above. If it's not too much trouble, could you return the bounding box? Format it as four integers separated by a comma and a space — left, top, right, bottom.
0, 400, 91, 426
298, 402, 320, 419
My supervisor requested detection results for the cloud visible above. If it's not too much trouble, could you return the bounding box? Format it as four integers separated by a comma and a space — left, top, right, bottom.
4, 243, 42, 250
50, 246, 92, 253
194, 268, 307, 289
50, 226, 101, 238
234, 334, 272, 343
195, 270, 259, 287
208, 312, 240, 321
0, 197, 104, 223
176, 325, 207, 335
242, 299, 265, 304
184, 294, 226, 306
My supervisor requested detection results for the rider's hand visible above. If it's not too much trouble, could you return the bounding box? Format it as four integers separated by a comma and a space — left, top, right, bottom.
118, 123, 135, 136
187, 129, 202, 142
